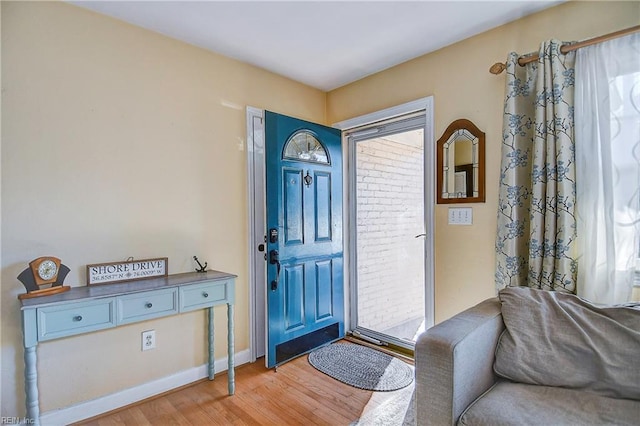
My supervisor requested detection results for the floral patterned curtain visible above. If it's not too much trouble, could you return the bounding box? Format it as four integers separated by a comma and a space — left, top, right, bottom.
495, 40, 578, 292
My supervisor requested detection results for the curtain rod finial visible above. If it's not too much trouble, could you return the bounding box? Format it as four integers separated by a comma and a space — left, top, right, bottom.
490, 62, 506, 75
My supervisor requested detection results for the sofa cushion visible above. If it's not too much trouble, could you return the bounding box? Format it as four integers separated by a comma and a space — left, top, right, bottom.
458, 381, 640, 426
494, 287, 640, 400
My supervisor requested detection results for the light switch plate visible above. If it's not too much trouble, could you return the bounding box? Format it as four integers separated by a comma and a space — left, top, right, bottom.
448, 207, 473, 225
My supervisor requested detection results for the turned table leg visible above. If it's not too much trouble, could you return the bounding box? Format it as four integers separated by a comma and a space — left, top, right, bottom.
227, 303, 235, 395
22, 308, 40, 425
24, 345, 40, 426
207, 306, 215, 380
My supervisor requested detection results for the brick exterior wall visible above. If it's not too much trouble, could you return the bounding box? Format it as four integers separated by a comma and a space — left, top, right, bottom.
355, 134, 425, 339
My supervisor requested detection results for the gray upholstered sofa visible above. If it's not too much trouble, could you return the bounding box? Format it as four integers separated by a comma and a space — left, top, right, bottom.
415, 287, 640, 425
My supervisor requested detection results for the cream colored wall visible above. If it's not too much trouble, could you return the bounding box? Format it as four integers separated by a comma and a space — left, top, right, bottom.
327, 1, 640, 323
1, 1, 326, 416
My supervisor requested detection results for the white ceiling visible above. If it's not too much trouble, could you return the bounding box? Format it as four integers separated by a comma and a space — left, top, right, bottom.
71, 1, 563, 91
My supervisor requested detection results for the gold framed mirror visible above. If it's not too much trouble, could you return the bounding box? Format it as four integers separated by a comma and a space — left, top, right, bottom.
437, 119, 485, 204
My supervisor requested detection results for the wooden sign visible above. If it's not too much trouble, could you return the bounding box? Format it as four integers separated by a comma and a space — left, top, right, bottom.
87, 257, 168, 285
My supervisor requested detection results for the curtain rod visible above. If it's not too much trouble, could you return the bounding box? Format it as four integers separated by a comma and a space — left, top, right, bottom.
489, 25, 640, 75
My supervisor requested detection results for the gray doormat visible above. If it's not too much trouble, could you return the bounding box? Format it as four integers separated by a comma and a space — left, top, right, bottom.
308, 343, 414, 391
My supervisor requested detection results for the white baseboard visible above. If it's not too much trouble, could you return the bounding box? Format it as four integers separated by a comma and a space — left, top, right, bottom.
40, 350, 251, 425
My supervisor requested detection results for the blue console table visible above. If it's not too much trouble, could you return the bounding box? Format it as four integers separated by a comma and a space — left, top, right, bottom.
20, 270, 236, 425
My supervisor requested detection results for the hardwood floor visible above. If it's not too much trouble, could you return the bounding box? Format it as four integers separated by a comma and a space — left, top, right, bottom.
74, 343, 410, 426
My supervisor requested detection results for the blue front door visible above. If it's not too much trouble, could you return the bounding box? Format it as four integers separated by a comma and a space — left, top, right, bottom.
265, 111, 344, 368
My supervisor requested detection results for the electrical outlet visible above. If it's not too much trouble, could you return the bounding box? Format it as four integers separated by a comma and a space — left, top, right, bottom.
142, 330, 156, 351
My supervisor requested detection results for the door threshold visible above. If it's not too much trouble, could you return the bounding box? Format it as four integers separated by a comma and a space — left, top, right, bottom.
351, 330, 387, 346
344, 334, 414, 364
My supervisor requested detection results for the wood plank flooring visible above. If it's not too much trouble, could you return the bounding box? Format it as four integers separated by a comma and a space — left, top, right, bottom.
74, 343, 410, 426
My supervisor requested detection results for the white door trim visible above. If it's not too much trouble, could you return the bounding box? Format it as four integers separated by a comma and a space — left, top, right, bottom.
246, 106, 266, 363
333, 97, 434, 131
334, 96, 435, 333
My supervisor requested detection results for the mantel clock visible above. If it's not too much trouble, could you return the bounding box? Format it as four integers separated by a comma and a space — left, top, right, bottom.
17, 256, 71, 299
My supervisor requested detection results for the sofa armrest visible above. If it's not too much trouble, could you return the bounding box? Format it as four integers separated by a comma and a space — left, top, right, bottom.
415, 298, 504, 426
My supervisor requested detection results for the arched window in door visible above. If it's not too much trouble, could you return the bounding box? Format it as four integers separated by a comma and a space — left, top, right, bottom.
283, 130, 330, 164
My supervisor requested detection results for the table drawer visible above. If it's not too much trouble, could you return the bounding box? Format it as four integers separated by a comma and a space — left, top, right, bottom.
117, 288, 178, 325
180, 280, 230, 312
37, 298, 116, 341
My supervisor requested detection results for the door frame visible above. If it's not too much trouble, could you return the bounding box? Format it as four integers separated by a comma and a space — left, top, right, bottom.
333, 97, 435, 341
247, 98, 434, 363
246, 106, 266, 363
